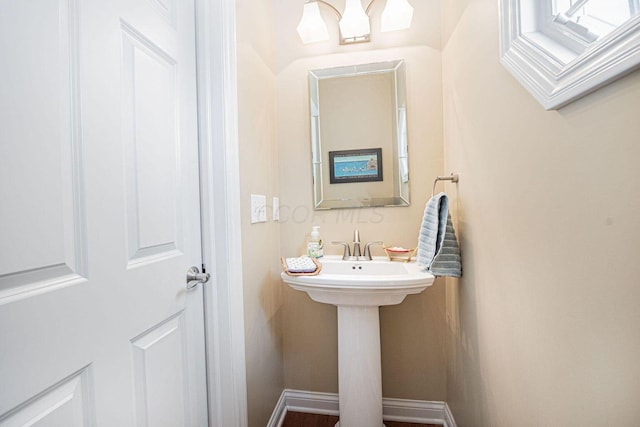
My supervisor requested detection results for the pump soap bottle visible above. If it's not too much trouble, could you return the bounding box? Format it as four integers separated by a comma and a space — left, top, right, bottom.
307, 226, 324, 259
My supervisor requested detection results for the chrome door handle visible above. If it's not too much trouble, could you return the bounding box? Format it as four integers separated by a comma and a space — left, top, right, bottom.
186, 266, 210, 290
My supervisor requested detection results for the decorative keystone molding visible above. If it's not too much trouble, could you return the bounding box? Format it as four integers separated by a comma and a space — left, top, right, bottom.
267, 389, 457, 427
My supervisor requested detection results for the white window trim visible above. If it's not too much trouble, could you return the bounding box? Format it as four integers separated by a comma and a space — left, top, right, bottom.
499, 0, 640, 110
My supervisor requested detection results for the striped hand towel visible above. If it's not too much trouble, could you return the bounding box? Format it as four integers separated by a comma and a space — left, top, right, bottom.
417, 192, 462, 277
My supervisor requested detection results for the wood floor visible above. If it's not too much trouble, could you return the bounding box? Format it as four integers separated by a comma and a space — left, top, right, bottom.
282, 411, 441, 427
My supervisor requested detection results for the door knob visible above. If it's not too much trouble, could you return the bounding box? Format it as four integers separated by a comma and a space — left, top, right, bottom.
186, 266, 210, 290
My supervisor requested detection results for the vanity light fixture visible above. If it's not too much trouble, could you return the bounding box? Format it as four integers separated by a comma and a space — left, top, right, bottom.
296, 0, 414, 45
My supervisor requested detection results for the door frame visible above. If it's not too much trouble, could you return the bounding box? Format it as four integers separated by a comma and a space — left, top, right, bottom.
195, 0, 248, 426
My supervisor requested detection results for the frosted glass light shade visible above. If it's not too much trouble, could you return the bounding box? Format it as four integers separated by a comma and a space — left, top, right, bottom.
339, 0, 370, 40
297, 1, 329, 44
381, 0, 414, 32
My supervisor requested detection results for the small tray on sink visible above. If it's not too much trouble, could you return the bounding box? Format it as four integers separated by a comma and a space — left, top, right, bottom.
280, 257, 322, 276
383, 246, 416, 262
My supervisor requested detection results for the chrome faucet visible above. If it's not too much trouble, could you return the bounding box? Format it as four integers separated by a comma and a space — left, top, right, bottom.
363, 241, 383, 260
331, 241, 352, 260
352, 229, 362, 258
332, 230, 383, 261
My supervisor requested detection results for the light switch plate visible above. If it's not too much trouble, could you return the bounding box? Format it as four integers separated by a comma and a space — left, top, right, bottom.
251, 194, 267, 224
272, 197, 279, 221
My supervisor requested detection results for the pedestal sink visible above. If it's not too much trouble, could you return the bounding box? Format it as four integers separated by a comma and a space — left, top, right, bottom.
281, 256, 435, 427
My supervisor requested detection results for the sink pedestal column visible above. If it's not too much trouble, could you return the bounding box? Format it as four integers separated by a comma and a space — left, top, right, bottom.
335, 305, 385, 427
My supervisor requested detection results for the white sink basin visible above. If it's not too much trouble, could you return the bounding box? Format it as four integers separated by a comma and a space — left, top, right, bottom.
280, 256, 435, 307
281, 256, 435, 427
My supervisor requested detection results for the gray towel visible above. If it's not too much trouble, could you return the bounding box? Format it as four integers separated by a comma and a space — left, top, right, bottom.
417, 193, 462, 277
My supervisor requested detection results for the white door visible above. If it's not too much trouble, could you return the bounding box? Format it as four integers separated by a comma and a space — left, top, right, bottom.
0, 0, 208, 425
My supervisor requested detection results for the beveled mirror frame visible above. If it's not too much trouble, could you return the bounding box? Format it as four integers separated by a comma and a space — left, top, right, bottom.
309, 60, 409, 210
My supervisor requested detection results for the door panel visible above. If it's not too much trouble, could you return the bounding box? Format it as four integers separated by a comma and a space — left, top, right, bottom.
131, 312, 189, 427
121, 23, 181, 266
0, 368, 91, 427
0, 0, 86, 302
0, 0, 207, 425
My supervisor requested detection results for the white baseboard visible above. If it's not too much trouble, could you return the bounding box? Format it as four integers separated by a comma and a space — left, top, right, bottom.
267, 389, 457, 427
443, 403, 456, 427
266, 390, 288, 427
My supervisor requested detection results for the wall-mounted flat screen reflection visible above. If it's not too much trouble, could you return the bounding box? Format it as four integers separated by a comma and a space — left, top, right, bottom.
329, 148, 383, 184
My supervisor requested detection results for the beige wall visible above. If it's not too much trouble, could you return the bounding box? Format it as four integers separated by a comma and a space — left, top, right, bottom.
442, 1, 640, 426
275, 0, 448, 401
236, 1, 284, 426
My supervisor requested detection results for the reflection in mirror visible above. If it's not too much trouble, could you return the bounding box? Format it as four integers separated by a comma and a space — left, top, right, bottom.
309, 60, 409, 210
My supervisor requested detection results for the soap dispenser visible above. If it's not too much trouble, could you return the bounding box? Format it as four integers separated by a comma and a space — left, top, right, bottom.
307, 226, 324, 258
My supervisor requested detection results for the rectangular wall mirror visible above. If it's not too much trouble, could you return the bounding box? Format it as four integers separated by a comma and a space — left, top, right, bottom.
309, 60, 410, 210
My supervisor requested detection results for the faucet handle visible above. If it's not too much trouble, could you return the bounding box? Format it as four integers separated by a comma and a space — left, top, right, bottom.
363, 241, 384, 260
331, 241, 352, 260
353, 229, 360, 242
